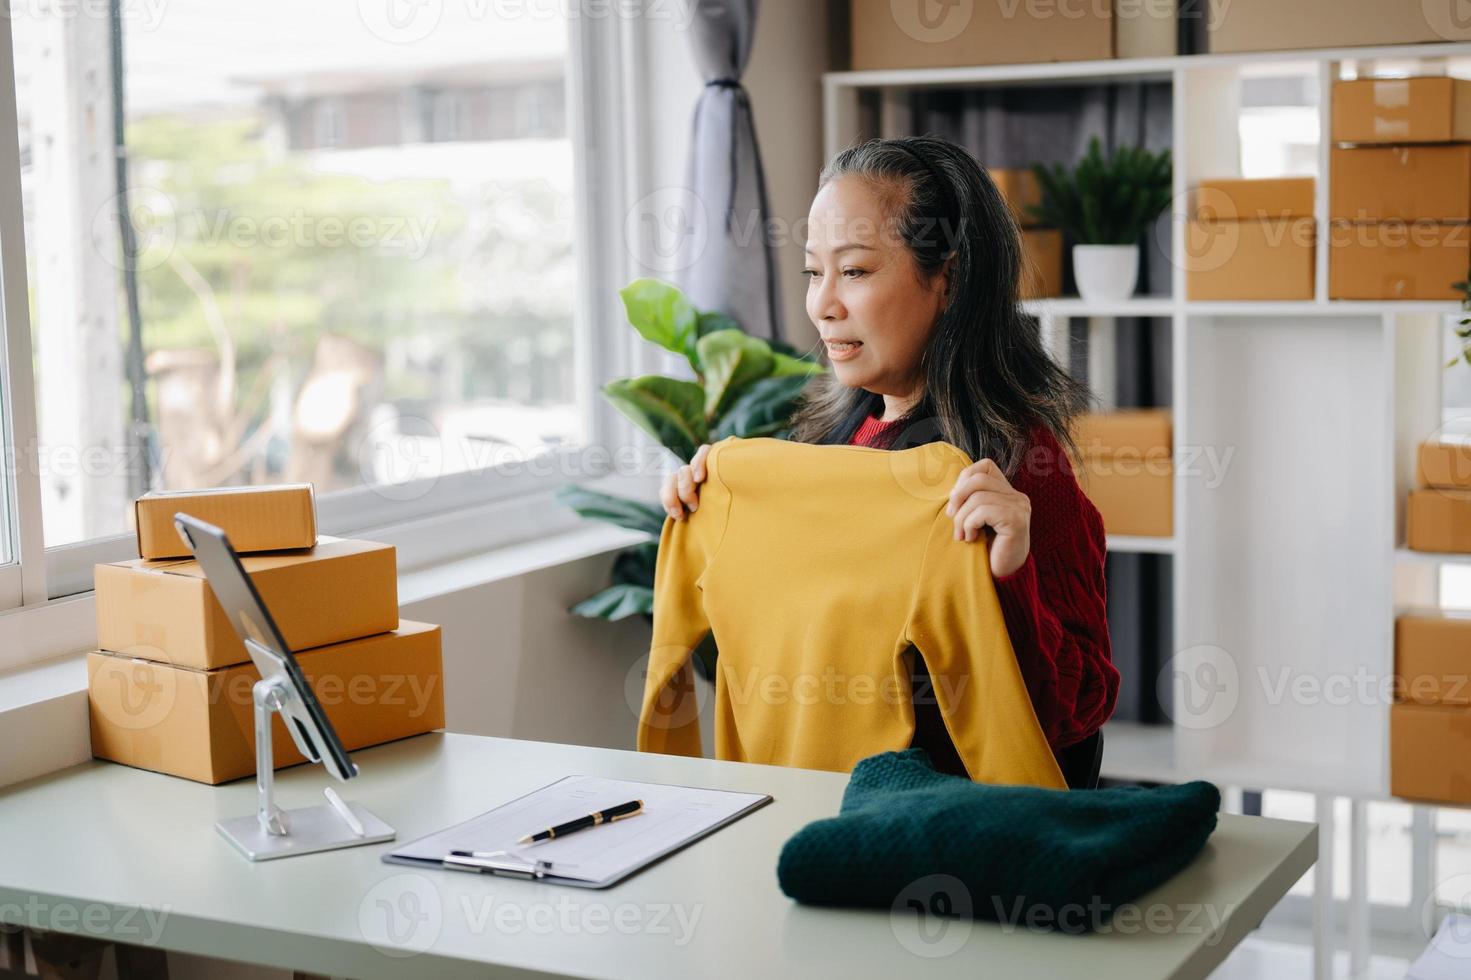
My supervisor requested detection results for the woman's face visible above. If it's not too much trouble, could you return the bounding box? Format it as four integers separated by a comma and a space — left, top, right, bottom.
803, 175, 948, 400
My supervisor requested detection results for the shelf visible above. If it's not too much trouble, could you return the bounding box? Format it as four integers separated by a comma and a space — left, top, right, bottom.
1396, 547, 1471, 566
824, 40, 1471, 91
1189, 301, 1461, 317
1021, 296, 1173, 318
1098, 720, 1177, 783
1022, 298, 1462, 319
1106, 534, 1176, 555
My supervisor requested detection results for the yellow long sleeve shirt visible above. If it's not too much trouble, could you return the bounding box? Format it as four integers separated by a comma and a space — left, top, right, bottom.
636, 436, 1067, 790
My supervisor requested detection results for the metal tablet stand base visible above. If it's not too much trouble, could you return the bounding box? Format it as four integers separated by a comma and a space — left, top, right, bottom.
216, 670, 395, 861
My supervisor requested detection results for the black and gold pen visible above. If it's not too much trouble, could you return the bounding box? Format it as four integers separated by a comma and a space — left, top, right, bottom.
517, 799, 644, 845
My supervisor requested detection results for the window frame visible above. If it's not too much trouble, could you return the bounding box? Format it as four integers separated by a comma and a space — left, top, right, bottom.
0, 7, 656, 662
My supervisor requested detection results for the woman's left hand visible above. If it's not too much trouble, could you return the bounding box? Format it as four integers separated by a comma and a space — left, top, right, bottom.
945, 459, 1031, 579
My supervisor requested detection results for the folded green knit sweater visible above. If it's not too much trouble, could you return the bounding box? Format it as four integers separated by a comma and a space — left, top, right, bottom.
777, 749, 1220, 931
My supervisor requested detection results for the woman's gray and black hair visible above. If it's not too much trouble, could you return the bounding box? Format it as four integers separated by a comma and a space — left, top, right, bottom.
788, 135, 1092, 476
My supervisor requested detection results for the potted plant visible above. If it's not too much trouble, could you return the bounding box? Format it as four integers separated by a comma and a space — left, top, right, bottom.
1451, 273, 1471, 368
555, 278, 825, 677
1029, 136, 1172, 303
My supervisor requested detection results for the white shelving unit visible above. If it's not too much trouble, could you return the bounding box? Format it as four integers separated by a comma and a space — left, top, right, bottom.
823, 42, 1471, 800
827, 43, 1471, 978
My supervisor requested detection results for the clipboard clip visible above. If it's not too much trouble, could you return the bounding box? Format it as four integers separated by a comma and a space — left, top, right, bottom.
441, 850, 554, 879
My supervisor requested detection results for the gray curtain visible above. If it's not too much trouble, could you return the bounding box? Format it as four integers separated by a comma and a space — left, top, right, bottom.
906, 82, 1175, 723
676, 0, 784, 342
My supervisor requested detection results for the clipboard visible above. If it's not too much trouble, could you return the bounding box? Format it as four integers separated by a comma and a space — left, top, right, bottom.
383, 774, 772, 888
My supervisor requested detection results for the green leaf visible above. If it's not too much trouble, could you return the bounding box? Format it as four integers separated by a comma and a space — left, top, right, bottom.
619, 279, 698, 362
603, 375, 709, 461
769, 350, 825, 377
696, 329, 775, 418
555, 484, 665, 536
696, 311, 741, 338
611, 541, 659, 587
569, 583, 654, 620
712, 373, 813, 439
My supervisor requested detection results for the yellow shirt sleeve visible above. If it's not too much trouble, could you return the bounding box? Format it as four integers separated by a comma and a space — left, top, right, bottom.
636, 443, 734, 758
903, 510, 1069, 789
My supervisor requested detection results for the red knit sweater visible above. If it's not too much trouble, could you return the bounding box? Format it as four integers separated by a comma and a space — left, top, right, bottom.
851, 414, 1118, 749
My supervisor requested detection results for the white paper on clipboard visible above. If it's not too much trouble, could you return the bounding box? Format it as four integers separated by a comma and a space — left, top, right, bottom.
383, 775, 772, 888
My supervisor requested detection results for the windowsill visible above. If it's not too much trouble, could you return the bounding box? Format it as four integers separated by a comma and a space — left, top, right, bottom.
0, 519, 652, 789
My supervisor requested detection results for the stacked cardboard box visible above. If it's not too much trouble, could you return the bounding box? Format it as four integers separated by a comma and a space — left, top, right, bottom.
850, 0, 1113, 71
1185, 177, 1315, 300
1391, 612, 1471, 805
990, 168, 1062, 300
89, 486, 445, 784
1207, 0, 1471, 54
1329, 78, 1471, 300
1407, 440, 1471, 554
1070, 409, 1173, 537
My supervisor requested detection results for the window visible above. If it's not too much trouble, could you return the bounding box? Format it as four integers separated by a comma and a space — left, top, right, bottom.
0, 1, 638, 646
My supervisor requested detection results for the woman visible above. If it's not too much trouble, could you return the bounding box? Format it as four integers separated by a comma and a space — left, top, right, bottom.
659, 135, 1119, 777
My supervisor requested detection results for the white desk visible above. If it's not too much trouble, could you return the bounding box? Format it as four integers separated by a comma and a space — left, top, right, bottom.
0, 732, 1315, 979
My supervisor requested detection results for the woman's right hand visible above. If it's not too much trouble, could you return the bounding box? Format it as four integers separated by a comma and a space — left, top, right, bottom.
660, 444, 711, 521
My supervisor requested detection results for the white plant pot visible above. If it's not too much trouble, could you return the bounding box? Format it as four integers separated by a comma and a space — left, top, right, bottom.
1072, 244, 1139, 303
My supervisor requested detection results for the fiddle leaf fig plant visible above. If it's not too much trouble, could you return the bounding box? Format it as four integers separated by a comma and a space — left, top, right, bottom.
556, 278, 825, 671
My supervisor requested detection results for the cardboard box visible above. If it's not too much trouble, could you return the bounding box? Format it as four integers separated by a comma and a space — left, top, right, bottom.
95, 537, 399, 670
1328, 220, 1469, 300
1391, 701, 1471, 806
1330, 145, 1471, 223
850, 0, 1112, 71
1195, 177, 1315, 220
88, 621, 444, 784
1185, 217, 1315, 300
134, 484, 317, 560
1071, 409, 1172, 456
1396, 614, 1471, 706
1419, 439, 1471, 490
1209, 0, 1471, 53
991, 168, 1043, 227
1072, 410, 1173, 537
1332, 78, 1471, 145
1407, 489, 1471, 553
1020, 228, 1063, 299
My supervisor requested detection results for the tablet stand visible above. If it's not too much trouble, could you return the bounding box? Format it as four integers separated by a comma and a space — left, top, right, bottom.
216, 645, 395, 861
